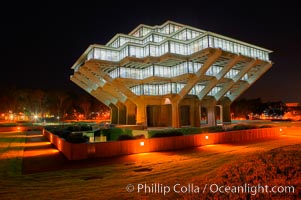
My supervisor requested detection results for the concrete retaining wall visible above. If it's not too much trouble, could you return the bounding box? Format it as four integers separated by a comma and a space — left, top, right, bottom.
43, 127, 286, 160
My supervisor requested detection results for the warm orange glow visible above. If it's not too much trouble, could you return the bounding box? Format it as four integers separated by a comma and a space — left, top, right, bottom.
140, 141, 145, 146
164, 98, 171, 104
283, 111, 301, 121
205, 135, 209, 140
17, 127, 20, 130
0, 150, 23, 159
26, 134, 42, 138
24, 149, 59, 157
25, 141, 51, 147
280, 128, 282, 132
0, 134, 42, 138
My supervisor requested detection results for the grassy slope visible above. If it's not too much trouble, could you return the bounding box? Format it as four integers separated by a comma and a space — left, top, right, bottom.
0, 131, 301, 199
0, 131, 25, 177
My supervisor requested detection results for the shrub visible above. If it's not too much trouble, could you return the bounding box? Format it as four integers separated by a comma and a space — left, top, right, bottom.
134, 134, 145, 139
180, 127, 202, 135
231, 124, 257, 130
259, 125, 273, 128
67, 126, 81, 132
57, 130, 71, 140
94, 129, 101, 137
66, 133, 89, 143
100, 128, 133, 141
66, 125, 92, 132
199, 126, 224, 133
80, 125, 92, 131
151, 131, 183, 138
117, 134, 135, 141
149, 127, 200, 137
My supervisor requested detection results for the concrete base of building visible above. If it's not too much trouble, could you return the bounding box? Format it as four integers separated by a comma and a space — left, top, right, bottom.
110, 95, 231, 128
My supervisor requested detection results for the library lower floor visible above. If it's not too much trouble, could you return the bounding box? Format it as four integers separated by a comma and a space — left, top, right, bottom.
109, 96, 231, 128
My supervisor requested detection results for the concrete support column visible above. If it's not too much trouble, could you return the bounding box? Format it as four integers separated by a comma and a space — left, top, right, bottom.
189, 102, 195, 127
201, 97, 217, 126
116, 102, 126, 125
109, 103, 118, 124
136, 102, 147, 127
187, 99, 201, 127
218, 97, 232, 123
207, 104, 216, 126
171, 102, 180, 128
216, 105, 223, 125
161, 105, 172, 127
125, 100, 136, 125
194, 100, 201, 127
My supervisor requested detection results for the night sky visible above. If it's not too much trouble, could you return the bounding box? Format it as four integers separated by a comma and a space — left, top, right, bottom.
1, 1, 300, 102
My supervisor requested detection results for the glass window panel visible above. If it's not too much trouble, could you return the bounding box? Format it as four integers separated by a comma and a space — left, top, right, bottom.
150, 45, 156, 56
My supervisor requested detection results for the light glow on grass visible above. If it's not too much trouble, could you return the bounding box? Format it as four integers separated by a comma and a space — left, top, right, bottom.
25, 141, 51, 147
140, 141, 144, 146
24, 149, 59, 157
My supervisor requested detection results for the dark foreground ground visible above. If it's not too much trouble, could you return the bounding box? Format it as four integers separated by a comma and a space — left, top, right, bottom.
0, 123, 301, 199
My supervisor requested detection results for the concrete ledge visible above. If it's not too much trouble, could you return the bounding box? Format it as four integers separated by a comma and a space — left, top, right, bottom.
43, 127, 286, 160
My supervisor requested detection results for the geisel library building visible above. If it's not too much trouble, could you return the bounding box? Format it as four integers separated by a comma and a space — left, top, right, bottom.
71, 21, 272, 128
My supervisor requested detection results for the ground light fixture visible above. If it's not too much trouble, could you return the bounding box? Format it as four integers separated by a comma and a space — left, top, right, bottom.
140, 141, 145, 146
205, 135, 209, 140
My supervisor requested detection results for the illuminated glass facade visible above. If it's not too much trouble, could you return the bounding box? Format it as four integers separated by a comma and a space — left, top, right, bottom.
79, 22, 270, 68
71, 21, 272, 128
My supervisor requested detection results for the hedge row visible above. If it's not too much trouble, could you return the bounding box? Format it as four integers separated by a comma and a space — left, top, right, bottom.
94, 128, 133, 141
45, 125, 93, 143
147, 124, 274, 138
45, 124, 276, 142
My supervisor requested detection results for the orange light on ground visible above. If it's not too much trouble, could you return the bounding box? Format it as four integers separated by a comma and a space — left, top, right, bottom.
24, 149, 59, 158
26, 134, 42, 138
280, 128, 282, 132
1, 134, 41, 138
205, 135, 209, 140
0, 150, 24, 159
140, 141, 145, 146
25, 141, 51, 147
17, 127, 20, 130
